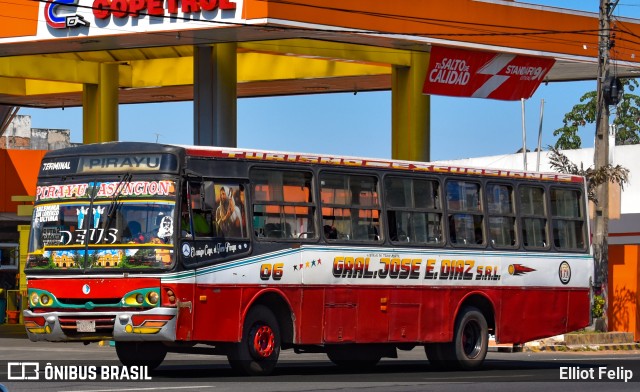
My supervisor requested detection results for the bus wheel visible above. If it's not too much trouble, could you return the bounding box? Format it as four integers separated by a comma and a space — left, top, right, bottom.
115, 341, 167, 370
451, 306, 488, 370
227, 305, 281, 376
326, 345, 382, 370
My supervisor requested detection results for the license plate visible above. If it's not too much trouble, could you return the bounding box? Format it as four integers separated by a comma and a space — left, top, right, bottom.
76, 320, 96, 333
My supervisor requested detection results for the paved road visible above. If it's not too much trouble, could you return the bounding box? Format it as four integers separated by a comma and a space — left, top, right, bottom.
1, 338, 639, 392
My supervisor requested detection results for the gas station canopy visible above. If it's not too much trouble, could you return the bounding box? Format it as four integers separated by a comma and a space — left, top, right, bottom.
2, 0, 640, 108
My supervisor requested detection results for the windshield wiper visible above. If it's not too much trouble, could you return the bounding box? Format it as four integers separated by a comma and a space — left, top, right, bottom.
81, 173, 132, 270
101, 172, 133, 235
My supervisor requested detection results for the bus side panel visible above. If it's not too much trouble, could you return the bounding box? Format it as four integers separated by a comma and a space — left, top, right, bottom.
355, 287, 390, 342
297, 287, 324, 344
567, 289, 591, 332
386, 289, 420, 342
419, 287, 452, 342
323, 288, 357, 343
498, 288, 576, 343
173, 282, 195, 341
191, 286, 243, 342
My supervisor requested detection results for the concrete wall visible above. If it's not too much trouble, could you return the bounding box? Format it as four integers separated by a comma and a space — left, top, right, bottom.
30, 128, 70, 150
0, 115, 71, 150
0, 114, 30, 148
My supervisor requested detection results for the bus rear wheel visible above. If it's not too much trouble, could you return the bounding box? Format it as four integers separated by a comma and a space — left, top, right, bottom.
227, 305, 281, 376
426, 307, 488, 370
115, 341, 167, 370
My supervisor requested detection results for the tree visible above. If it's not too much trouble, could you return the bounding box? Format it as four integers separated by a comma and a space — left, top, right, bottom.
548, 146, 629, 205
553, 79, 640, 150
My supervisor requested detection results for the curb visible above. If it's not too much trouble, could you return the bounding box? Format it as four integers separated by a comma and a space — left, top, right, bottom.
525, 343, 640, 352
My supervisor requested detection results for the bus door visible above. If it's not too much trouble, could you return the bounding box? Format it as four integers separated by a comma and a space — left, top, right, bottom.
182, 179, 251, 341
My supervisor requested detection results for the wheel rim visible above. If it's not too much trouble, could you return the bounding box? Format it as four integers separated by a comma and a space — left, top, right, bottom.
252, 325, 275, 358
461, 319, 482, 359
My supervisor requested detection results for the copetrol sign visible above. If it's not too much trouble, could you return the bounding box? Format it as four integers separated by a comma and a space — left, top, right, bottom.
92, 0, 236, 20
42, 0, 240, 31
423, 46, 555, 101
45, 0, 90, 28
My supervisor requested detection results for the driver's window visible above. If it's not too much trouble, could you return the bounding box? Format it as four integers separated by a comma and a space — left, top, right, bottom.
181, 181, 213, 238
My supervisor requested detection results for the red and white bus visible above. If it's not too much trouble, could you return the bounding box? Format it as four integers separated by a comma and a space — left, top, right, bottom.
24, 142, 593, 375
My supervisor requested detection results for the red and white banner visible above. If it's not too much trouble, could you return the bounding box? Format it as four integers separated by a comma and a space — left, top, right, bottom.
423, 47, 555, 101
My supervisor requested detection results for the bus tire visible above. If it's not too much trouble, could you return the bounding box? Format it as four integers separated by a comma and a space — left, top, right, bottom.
114, 341, 167, 370
326, 345, 382, 370
227, 305, 281, 376
450, 306, 488, 370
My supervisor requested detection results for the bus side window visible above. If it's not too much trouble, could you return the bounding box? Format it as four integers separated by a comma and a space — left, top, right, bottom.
519, 185, 549, 249
384, 177, 442, 246
550, 187, 586, 250
446, 180, 484, 247
487, 183, 517, 248
250, 170, 316, 241
320, 173, 382, 243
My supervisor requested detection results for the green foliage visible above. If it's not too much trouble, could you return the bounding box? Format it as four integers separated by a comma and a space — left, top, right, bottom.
548, 146, 629, 204
553, 79, 640, 149
592, 294, 605, 319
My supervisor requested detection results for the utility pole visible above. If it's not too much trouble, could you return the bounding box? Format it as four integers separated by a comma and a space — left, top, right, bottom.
594, 0, 619, 332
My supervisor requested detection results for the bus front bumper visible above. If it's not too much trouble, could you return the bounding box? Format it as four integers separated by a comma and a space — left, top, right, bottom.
23, 308, 178, 343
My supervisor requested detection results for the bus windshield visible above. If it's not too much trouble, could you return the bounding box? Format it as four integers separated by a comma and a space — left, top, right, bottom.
26, 179, 177, 271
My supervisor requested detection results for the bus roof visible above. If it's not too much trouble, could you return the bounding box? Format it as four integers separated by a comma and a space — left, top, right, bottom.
180, 144, 585, 184
40, 142, 584, 184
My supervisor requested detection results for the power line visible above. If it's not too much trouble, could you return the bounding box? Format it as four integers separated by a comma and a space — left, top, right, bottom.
12, 0, 603, 45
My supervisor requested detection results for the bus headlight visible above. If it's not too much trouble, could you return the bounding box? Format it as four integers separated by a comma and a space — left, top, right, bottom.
40, 294, 50, 306
147, 291, 159, 305
123, 288, 161, 307
30, 292, 39, 307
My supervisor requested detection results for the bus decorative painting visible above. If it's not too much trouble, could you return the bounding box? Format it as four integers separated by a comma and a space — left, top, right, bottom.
23, 142, 593, 376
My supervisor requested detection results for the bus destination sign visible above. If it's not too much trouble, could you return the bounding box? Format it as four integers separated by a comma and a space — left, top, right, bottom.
39, 154, 170, 176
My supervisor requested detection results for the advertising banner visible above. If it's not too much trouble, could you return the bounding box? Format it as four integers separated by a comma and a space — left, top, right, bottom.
423, 46, 555, 100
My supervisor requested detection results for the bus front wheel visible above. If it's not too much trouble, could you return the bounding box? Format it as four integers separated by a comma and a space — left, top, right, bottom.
114, 341, 167, 370
227, 305, 281, 376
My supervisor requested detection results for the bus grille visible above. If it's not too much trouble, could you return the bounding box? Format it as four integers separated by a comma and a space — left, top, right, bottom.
58, 315, 116, 338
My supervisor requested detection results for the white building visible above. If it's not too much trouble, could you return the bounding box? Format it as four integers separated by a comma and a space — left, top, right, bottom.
432, 145, 639, 246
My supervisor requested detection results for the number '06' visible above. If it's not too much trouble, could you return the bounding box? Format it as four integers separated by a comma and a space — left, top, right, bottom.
260, 263, 284, 281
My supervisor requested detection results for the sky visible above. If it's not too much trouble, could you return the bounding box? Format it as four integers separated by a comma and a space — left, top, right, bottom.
18, 1, 640, 162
